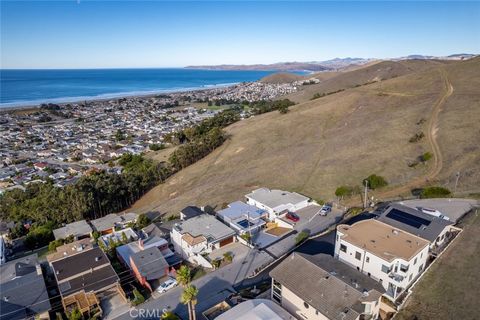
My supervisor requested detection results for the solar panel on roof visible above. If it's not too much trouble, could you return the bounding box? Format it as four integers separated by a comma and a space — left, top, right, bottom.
386, 208, 431, 229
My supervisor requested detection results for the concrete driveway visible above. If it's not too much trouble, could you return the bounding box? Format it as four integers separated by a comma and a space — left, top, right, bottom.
209, 242, 249, 262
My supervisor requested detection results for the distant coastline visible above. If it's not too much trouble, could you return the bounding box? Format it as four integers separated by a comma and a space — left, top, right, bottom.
0, 68, 286, 110
0, 82, 239, 111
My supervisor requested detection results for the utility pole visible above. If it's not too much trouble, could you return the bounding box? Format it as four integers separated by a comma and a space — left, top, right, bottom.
363, 180, 368, 209
454, 171, 461, 194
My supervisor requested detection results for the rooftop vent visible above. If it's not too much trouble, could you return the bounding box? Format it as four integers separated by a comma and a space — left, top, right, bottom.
392, 230, 399, 235
3, 296, 9, 302
95, 256, 101, 262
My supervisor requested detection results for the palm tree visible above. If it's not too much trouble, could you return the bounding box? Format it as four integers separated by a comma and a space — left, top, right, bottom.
176, 265, 191, 287
181, 285, 199, 320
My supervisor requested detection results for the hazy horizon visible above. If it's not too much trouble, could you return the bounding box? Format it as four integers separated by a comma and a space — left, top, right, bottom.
1, 1, 479, 69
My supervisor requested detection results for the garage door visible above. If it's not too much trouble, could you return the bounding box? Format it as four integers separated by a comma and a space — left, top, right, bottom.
219, 237, 234, 247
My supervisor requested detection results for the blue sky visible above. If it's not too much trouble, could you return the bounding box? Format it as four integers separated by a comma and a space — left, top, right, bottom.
1, 1, 479, 69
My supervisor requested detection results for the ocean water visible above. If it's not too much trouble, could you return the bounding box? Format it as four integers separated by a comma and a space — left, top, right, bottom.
0, 68, 283, 108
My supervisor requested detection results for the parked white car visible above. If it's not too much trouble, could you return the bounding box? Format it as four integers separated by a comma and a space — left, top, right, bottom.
157, 278, 178, 293
320, 204, 332, 215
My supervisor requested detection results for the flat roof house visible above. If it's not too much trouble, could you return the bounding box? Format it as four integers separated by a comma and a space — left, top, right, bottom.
171, 214, 236, 260
335, 219, 430, 300
51, 246, 120, 299
245, 188, 310, 221
0, 254, 51, 320
53, 220, 93, 241
270, 253, 385, 320
217, 201, 267, 235
377, 203, 455, 249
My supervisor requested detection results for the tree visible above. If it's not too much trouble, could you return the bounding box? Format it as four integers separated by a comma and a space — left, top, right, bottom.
92, 231, 101, 243
181, 285, 199, 320
364, 174, 388, 190
149, 143, 164, 151
176, 265, 191, 287
121, 231, 128, 244
115, 129, 126, 141
136, 214, 151, 229
68, 308, 83, 320
278, 105, 289, 114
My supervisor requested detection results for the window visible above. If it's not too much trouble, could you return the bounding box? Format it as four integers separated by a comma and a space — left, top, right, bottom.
381, 265, 390, 274
413, 258, 417, 265
304, 302, 310, 309
272, 279, 282, 304
400, 264, 409, 273
418, 264, 424, 273
340, 244, 347, 253
355, 251, 362, 260
366, 256, 370, 263
409, 274, 413, 282
365, 303, 371, 314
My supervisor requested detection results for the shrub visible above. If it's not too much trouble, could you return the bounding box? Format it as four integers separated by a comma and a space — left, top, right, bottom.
131, 289, 145, 306
223, 252, 233, 263
240, 233, 251, 242
48, 239, 64, 252
420, 152, 433, 162
295, 230, 310, 245
278, 105, 289, 114
364, 174, 388, 190
409, 132, 425, 143
149, 143, 165, 151
420, 187, 451, 199
335, 186, 360, 198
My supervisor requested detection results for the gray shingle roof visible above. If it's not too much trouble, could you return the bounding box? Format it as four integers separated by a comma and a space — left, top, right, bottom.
0, 255, 51, 320
130, 247, 168, 280
377, 203, 453, 242
53, 220, 93, 240
173, 214, 235, 243
270, 253, 383, 320
90, 214, 122, 232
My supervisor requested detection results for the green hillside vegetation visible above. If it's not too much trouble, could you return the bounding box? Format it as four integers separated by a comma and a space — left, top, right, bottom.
130, 57, 480, 214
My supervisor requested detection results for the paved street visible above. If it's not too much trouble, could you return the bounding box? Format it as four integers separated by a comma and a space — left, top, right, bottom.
111, 205, 346, 320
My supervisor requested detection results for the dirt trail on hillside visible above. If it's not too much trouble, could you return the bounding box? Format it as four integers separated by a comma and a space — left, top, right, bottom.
371, 69, 454, 201
343, 69, 453, 207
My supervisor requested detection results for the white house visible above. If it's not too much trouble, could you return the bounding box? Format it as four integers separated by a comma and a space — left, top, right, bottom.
269, 253, 385, 320
245, 188, 310, 221
334, 219, 430, 300
170, 214, 236, 260
376, 203, 455, 250
217, 201, 268, 235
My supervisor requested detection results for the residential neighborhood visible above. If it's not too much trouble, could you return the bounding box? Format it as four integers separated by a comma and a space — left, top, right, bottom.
0, 185, 475, 320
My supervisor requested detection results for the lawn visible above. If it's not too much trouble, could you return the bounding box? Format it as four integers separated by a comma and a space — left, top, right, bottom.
396, 209, 480, 320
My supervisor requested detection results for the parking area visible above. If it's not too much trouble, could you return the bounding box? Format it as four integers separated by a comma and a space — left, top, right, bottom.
102, 293, 130, 320
292, 204, 343, 234
209, 241, 249, 262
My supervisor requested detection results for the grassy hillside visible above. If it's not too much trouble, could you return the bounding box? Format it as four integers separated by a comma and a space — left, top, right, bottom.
259, 72, 305, 83
131, 58, 480, 215
286, 59, 452, 103
396, 209, 480, 320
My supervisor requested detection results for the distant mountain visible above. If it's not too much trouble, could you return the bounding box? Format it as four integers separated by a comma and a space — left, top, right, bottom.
185, 62, 331, 72
396, 53, 477, 61
185, 54, 477, 72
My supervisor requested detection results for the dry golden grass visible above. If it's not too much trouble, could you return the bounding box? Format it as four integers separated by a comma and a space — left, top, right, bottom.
395, 210, 480, 320
131, 58, 480, 215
